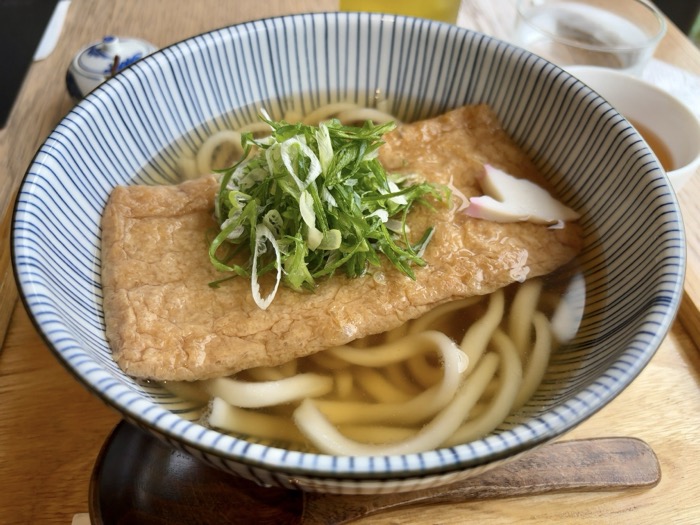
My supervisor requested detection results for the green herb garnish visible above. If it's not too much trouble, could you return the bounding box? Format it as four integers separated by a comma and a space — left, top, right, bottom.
208, 112, 447, 309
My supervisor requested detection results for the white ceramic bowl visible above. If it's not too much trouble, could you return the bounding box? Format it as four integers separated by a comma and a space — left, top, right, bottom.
568, 65, 700, 190
12, 13, 685, 494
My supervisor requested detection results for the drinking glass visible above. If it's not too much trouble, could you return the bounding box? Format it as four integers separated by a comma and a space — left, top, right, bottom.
340, 0, 461, 24
515, 0, 666, 75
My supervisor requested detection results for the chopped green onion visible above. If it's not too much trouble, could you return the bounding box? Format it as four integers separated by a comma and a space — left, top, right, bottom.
251, 224, 282, 310
209, 113, 448, 309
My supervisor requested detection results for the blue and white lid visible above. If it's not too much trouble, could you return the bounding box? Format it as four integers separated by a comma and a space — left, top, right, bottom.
66, 35, 157, 99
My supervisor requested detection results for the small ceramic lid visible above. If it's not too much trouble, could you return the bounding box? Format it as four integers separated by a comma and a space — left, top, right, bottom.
66, 35, 157, 99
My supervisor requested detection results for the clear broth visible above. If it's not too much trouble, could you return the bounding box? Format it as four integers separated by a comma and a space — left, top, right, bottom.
629, 119, 675, 172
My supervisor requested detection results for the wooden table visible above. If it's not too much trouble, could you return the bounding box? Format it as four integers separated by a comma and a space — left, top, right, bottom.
1, 1, 699, 523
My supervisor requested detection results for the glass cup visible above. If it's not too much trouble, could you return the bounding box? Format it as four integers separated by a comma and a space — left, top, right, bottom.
339, 0, 461, 24
514, 0, 666, 76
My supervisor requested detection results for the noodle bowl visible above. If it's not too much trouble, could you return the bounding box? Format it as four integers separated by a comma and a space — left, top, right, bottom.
12, 12, 682, 494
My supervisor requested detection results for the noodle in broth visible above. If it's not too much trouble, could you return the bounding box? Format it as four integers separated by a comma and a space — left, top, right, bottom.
164, 102, 582, 455
165, 275, 580, 455
179, 101, 398, 180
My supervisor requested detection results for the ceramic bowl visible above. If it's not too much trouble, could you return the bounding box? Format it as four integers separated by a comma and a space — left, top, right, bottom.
567, 65, 700, 191
12, 13, 685, 494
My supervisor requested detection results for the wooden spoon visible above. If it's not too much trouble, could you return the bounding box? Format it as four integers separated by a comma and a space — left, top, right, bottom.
89, 421, 660, 525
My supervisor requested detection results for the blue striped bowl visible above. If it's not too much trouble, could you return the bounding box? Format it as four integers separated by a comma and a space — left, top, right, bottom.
12, 13, 684, 493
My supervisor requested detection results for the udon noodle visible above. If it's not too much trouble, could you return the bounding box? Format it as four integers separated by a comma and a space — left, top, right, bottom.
165, 276, 579, 455
163, 102, 582, 455
178, 101, 397, 180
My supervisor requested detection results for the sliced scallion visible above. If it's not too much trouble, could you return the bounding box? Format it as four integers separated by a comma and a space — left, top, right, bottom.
209, 113, 448, 309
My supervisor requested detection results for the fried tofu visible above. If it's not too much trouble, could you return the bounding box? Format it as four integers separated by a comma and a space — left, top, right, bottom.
101, 105, 583, 381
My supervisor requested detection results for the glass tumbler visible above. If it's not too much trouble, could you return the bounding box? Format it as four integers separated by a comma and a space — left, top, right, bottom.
515, 0, 666, 75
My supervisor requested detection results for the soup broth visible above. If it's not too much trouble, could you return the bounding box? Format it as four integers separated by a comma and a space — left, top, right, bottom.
629, 119, 675, 172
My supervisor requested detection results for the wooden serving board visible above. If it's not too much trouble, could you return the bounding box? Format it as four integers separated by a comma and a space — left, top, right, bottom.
1, 2, 700, 524
677, 178, 700, 347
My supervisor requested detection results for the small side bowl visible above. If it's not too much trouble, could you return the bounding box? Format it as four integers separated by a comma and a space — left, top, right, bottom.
568, 65, 700, 190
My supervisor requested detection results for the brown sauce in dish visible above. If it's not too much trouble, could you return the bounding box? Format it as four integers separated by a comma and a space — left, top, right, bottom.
629, 119, 675, 172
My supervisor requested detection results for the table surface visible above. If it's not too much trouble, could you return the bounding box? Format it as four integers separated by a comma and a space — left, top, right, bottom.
2, 1, 700, 524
